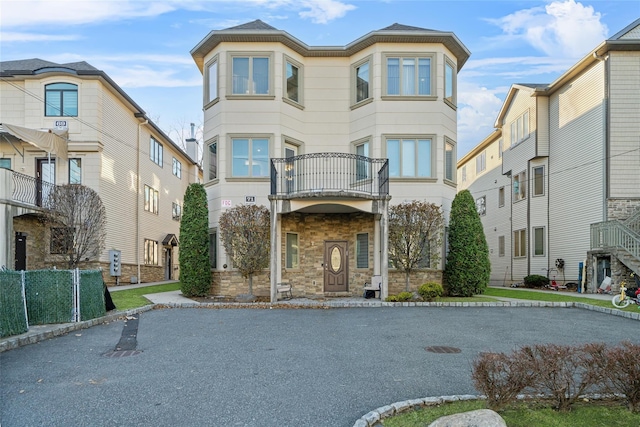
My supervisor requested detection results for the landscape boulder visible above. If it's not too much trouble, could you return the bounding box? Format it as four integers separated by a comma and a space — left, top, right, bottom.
427, 409, 506, 427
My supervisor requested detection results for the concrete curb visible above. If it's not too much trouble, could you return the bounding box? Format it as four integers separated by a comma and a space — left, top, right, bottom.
0, 305, 155, 353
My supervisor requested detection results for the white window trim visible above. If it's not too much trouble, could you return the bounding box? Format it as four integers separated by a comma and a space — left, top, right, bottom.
498, 235, 505, 257
532, 165, 545, 197
513, 229, 526, 258
476, 195, 486, 216
206, 137, 218, 183
533, 226, 545, 257
226, 51, 275, 99
475, 151, 486, 174
510, 110, 530, 147
513, 170, 527, 202
382, 52, 437, 100
172, 157, 182, 179
283, 55, 304, 108
498, 186, 505, 208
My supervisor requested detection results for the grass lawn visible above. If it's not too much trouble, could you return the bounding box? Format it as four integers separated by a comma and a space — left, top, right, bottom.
382, 399, 640, 427
484, 287, 640, 313
109, 282, 181, 310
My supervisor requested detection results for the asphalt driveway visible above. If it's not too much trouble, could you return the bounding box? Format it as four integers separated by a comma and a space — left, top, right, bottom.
1, 306, 637, 427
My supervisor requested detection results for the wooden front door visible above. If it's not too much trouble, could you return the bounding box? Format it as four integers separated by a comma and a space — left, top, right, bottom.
324, 240, 348, 292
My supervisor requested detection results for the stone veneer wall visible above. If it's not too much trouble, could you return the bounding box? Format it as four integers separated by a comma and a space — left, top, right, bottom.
12, 215, 48, 270
208, 211, 444, 299
607, 198, 640, 221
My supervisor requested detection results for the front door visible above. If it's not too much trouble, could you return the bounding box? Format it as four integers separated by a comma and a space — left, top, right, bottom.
164, 247, 172, 280
15, 232, 27, 270
324, 240, 348, 292
36, 158, 55, 207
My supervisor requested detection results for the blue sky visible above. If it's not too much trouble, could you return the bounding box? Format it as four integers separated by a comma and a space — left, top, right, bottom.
1, 0, 639, 159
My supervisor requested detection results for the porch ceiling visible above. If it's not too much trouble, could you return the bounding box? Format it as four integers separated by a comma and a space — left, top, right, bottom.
294, 203, 361, 214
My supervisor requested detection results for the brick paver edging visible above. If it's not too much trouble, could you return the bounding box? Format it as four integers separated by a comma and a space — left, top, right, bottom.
2, 301, 638, 354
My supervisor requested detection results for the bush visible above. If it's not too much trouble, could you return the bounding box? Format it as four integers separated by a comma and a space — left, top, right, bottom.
472, 350, 535, 411
418, 282, 443, 301
385, 292, 414, 302
443, 190, 490, 296
179, 184, 211, 297
524, 274, 549, 288
596, 341, 640, 412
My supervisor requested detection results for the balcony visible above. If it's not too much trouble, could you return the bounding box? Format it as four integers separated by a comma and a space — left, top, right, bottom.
270, 153, 389, 199
1, 169, 56, 208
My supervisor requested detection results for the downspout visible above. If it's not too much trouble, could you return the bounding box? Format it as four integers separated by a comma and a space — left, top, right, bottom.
593, 51, 608, 221
137, 118, 148, 283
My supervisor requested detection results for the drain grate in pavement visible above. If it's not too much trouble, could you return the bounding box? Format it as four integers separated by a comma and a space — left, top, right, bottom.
425, 346, 461, 354
104, 350, 143, 358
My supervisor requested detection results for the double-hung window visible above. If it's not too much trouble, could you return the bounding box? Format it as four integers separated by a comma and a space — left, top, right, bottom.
144, 239, 158, 265
355, 140, 370, 180
207, 139, 218, 181
498, 187, 505, 207
231, 137, 269, 177
172, 202, 181, 221
45, 83, 78, 116
476, 151, 486, 174
144, 185, 159, 214
445, 139, 455, 182
513, 229, 526, 258
385, 54, 433, 96
386, 137, 433, 178
444, 57, 456, 106
286, 233, 299, 269
533, 227, 545, 256
533, 166, 544, 196
205, 57, 218, 104
172, 158, 182, 179
209, 231, 217, 268
150, 137, 163, 166
284, 57, 302, 104
69, 158, 81, 184
513, 171, 526, 202
476, 196, 486, 216
352, 58, 371, 104
510, 111, 530, 146
230, 53, 272, 96
498, 236, 505, 257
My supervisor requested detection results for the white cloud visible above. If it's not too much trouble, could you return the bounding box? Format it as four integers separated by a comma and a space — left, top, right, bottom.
0, 32, 80, 42
0, 0, 178, 28
297, 0, 356, 24
488, 0, 608, 58
456, 82, 506, 157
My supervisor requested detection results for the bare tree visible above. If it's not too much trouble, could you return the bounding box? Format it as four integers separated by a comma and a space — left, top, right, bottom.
218, 204, 270, 296
388, 200, 444, 291
43, 184, 107, 269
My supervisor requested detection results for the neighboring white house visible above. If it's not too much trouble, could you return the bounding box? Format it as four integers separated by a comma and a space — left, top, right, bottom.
0, 59, 201, 284
191, 20, 470, 301
458, 19, 640, 291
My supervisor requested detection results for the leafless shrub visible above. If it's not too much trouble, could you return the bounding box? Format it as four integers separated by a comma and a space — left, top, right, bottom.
597, 341, 640, 412
472, 350, 535, 411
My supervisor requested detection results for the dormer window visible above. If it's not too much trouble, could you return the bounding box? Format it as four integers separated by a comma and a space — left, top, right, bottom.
45, 83, 78, 116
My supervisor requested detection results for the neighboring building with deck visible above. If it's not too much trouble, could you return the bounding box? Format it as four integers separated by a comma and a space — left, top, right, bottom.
0, 59, 200, 284
457, 19, 640, 291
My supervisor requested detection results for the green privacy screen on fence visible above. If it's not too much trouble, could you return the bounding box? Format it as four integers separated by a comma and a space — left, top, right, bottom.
25, 269, 75, 325
0, 270, 29, 338
79, 270, 106, 320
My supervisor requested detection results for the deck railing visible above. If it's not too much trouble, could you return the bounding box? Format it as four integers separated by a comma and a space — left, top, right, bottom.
591, 220, 640, 262
270, 153, 389, 197
11, 170, 55, 207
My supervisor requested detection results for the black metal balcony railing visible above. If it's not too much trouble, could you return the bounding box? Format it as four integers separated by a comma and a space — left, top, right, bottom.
11, 170, 55, 207
270, 153, 389, 197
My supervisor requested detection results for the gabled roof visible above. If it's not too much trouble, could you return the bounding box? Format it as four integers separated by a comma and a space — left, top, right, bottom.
493, 18, 640, 128
0, 58, 198, 165
191, 19, 470, 72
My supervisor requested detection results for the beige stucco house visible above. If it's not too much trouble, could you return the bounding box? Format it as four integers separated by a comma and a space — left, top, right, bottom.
458, 19, 640, 291
191, 20, 470, 301
0, 59, 200, 285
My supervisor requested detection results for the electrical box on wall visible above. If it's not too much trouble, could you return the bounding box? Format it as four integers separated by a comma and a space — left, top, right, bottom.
109, 250, 121, 277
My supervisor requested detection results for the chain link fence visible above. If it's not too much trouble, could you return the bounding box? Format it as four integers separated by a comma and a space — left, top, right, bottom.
0, 269, 106, 338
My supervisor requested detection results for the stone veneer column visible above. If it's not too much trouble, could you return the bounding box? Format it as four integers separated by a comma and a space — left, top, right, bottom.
380, 198, 389, 300
270, 199, 278, 303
